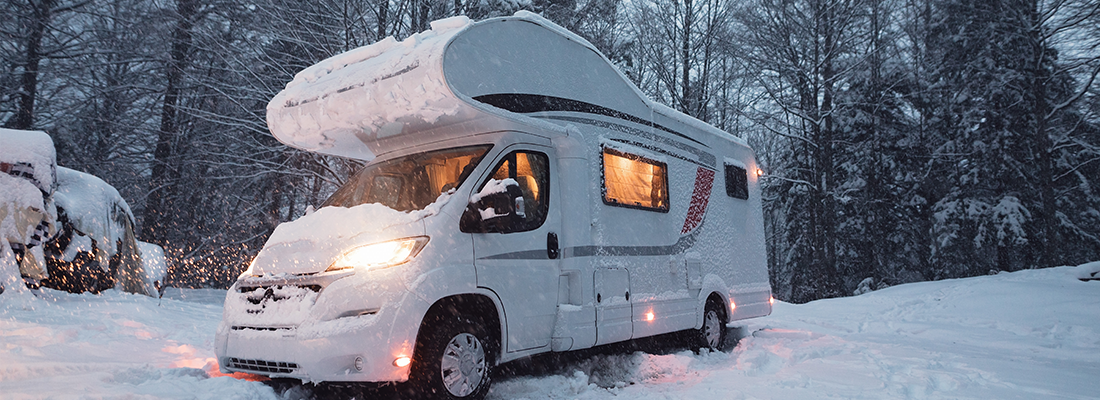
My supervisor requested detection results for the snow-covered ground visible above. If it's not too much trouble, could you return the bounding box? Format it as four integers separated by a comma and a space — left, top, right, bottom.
2, 265, 1098, 399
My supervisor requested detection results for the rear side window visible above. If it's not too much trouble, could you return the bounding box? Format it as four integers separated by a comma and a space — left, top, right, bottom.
602, 147, 669, 212
725, 163, 749, 200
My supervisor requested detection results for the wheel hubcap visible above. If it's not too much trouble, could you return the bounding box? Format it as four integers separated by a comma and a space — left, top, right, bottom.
440, 333, 486, 397
703, 310, 722, 348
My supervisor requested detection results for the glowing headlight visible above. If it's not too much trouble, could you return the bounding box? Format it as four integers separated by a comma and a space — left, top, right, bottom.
327, 237, 429, 272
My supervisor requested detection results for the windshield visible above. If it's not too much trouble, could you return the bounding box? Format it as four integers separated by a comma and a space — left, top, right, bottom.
322, 145, 492, 212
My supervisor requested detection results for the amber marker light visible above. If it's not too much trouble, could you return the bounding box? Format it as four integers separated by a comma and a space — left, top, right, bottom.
769, 296, 776, 305
730, 299, 737, 312
645, 311, 655, 322
756, 167, 764, 178
394, 356, 412, 368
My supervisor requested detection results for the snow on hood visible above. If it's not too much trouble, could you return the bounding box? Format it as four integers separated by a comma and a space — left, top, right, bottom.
53, 167, 135, 257
0, 128, 56, 193
250, 192, 453, 276
266, 16, 474, 160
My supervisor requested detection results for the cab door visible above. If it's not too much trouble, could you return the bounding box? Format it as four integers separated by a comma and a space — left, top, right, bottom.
468, 146, 561, 352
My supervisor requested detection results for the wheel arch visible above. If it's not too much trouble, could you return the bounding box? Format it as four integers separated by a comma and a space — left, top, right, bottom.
414, 292, 505, 363
696, 274, 732, 329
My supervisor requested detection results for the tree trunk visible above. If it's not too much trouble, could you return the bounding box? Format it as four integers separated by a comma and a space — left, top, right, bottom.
141, 0, 198, 245
1026, 0, 1056, 268
681, 0, 693, 115
9, 0, 57, 130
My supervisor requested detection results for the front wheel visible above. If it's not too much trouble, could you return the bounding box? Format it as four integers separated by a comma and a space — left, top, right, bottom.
411, 315, 494, 399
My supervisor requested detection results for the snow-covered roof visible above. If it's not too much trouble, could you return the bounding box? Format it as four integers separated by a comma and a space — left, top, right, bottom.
267, 11, 748, 161
0, 128, 56, 193
267, 17, 476, 160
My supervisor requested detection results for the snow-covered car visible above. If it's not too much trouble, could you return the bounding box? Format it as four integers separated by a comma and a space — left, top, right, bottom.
41, 166, 150, 294
1, 128, 155, 296
217, 13, 772, 398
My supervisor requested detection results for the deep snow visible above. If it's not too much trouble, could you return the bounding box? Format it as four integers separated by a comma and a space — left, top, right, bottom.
1, 265, 1098, 399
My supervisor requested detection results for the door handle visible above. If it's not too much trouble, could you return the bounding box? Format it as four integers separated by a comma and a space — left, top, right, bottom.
547, 232, 560, 259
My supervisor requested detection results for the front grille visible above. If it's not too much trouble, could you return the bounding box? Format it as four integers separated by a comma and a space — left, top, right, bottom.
238, 284, 323, 306
227, 358, 299, 374
231, 326, 294, 332
238, 284, 322, 294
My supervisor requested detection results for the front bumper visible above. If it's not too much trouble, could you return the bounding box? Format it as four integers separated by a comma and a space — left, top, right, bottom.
214, 271, 419, 383
216, 314, 413, 383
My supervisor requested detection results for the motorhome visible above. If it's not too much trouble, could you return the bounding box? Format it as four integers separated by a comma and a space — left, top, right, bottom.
216, 12, 772, 399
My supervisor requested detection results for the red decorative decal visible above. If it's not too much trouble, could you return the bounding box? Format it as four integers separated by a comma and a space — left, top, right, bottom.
682, 167, 715, 234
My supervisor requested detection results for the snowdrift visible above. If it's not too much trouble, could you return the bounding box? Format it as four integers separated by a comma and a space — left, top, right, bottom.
2, 265, 1097, 398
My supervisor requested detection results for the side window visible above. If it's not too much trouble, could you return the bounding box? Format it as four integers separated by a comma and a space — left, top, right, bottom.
724, 163, 749, 200
467, 150, 550, 233
602, 147, 669, 212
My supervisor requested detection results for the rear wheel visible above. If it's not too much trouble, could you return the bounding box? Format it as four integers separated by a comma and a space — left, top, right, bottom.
411, 314, 494, 399
694, 298, 727, 351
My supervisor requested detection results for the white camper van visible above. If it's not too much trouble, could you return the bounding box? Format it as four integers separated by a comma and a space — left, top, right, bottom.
216, 12, 771, 398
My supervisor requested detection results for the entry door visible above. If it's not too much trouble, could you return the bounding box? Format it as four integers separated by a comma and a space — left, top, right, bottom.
594, 267, 632, 345
472, 147, 561, 352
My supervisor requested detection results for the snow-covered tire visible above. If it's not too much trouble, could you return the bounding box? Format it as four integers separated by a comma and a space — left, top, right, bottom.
411, 314, 495, 400
694, 297, 727, 351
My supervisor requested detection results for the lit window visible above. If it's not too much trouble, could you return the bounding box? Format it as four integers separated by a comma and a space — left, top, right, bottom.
602, 147, 669, 212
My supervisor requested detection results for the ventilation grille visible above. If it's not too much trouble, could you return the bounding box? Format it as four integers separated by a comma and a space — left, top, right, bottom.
227, 358, 299, 374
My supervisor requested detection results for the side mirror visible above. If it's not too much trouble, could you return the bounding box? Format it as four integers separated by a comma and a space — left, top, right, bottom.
461, 179, 524, 233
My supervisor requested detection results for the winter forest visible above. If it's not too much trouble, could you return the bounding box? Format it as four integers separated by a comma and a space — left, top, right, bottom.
3, 0, 1099, 303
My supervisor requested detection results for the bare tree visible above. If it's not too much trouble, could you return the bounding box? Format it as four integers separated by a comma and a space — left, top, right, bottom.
736, 0, 867, 302
2, 0, 89, 129
627, 0, 735, 121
